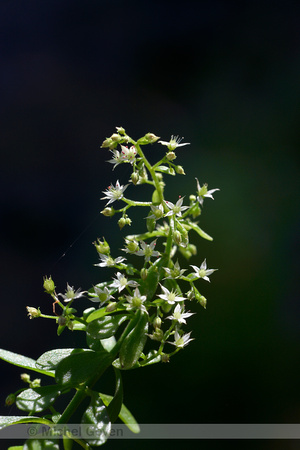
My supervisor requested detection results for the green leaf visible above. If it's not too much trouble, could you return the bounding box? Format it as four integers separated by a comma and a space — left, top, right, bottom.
119, 310, 148, 370
86, 307, 108, 323
106, 368, 123, 423
0, 349, 54, 378
99, 394, 140, 434
8, 447, 24, 450
36, 348, 89, 372
86, 314, 127, 340
24, 439, 59, 450
81, 391, 111, 446
16, 385, 61, 413
139, 255, 168, 301
0, 416, 53, 431
55, 350, 112, 388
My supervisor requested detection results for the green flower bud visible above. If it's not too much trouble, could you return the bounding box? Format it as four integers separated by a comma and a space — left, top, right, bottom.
116, 126, 126, 135
26, 306, 41, 319
31, 378, 41, 388
140, 268, 148, 280
94, 238, 110, 255
111, 133, 123, 142
150, 328, 164, 341
5, 394, 15, 406
176, 165, 185, 175
153, 316, 162, 329
127, 240, 139, 253
161, 353, 170, 363
166, 151, 176, 161
174, 230, 182, 245
125, 217, 132, 226
118, 217, 126, 229
189, 194, 196, 202
137, 133, 160, 145
106, 302, 117, 312
43, 276, 55, 294
131, 172, 139, 185
101, 207, 115, 217
20, 373, 31, 383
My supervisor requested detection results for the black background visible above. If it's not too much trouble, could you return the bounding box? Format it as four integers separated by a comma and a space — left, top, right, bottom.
1, 1, 299, 449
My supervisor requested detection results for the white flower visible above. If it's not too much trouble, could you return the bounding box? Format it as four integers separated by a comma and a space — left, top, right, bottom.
59, 284, 86, 303
164, 197, 189, 217
95, 254, 126, 268
163, 260, 187, 279
101, 180, 128, 205
147, 204, 164, 220
159, 135, 190, 151
135, 240, 160, 262
107, 150, 124, 170
125, 287, 147, 312
110, 272, 139, 292
89, 286, 114, 306
157, 284, 186, 305
120, 145, 137, 163
166, 304, 195, 324
190, 259, 217, 282
195, 178, 219, 206
169, 330, 194, 348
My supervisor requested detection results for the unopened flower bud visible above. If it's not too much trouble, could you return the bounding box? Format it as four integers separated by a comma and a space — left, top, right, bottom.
31, 378, 41, 388
150, 328, 164, 341
140, 268, 148, 280
198, 295, 207, 309
161, 353, 170, 363
137, 133, 160, 145
101, 138, 118, 149
20, 373, 31, 383
43, 276, 55, 294
118, 217, 126, 229
153, 317, 162, 329
101, 207, 115, 217
189, 194, 196, 202
176, 165, 185, 175
26, 306, 41, 319
58, 316, 67, 326
166, 151, 176, 161
106, 302, 117, 312
174, 230, 182, 245
131, 172, 139, 185
111, 133, 123, 142
94, 238, 110, 255
5, 394, 15, 406
125, 217, 132, 226
116, 126, 126, 135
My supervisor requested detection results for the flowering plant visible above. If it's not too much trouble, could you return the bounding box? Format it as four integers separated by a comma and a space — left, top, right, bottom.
0, 127, 219, 449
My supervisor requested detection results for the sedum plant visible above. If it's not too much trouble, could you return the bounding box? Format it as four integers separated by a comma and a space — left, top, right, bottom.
0, 127, 219, 449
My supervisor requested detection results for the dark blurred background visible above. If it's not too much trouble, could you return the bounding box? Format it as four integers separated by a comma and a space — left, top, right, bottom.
1, 0, 299, 449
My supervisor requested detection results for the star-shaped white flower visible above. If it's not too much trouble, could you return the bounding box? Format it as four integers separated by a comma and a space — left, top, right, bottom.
169, 330, 194, 348
195, 178, 219, 206
125, 287, 147, 312
95, 254, 126, 268
107, 150, 124, 170
120, 145, 137, 163
157, 284, 186, 305
163, 260, 186, 279
190, 259, 217, 282
59, 284, 86, 303
101, 180, 128, 205
158, 135, 190, 151
135, 240, 160, 262
166, 304, 195, 324
110, 272, 139, 292
89, 286, 114, 306
164, 197, 189, 217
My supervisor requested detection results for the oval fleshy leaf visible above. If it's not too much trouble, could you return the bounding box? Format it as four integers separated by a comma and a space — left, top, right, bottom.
0, 416, 52, 431
16, 386, 61, 413
81, 391, 111, 446
55, 350, 112, 388
99, 394, 140, 434
86, 314, 127, 340
106, 368, 123, 423
23, 439, 59, 450
0, 349, 54, 378
36, 348, 89, 371
119, 310, 148, 370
